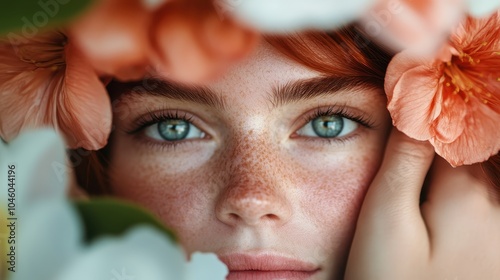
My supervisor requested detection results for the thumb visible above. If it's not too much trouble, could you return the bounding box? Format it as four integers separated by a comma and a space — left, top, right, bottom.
359, 129, 435, 229
346, 129, 435, 279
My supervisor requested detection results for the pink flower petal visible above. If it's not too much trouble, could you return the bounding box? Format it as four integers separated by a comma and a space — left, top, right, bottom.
0, 37, 57, 141
431, 91, 467, 143
0, 34, 111, 150
361, 0, 465, 53
431, 99, 500, 166
60, 44, 112, 150
385, 12, 500, 166
385, 53, 442, 141
0, 68, 54, 141
152, 9, 222, 83
69, 0, 151, 81
385, 51, 437, 102
151, 1, 259, 84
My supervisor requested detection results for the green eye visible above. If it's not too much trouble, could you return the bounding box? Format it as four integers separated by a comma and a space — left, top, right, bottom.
312, 115, 343, 138
297, 115, 358, 138
158, 119, 190, 141
144, 119, 205, 142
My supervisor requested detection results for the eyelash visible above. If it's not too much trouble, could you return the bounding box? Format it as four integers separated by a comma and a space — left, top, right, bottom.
127, 110, 195, 135
127, 105, 375, 149
295, 105, 375, 144
126, 110, 205, 151
302, 106, 375, 129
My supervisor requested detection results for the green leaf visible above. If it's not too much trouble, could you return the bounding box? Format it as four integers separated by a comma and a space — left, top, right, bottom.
0, 0, 95, 36
74, 198, 177, 244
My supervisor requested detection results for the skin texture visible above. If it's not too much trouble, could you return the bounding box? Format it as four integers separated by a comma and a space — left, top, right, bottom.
108, 42, 391, 279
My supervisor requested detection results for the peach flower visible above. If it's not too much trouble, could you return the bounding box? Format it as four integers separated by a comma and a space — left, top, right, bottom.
360, 0, 465, 54
69, 0, 259, 83
385, 12, 500, 166
0, 31, 111, 150
359, 0, 500, 54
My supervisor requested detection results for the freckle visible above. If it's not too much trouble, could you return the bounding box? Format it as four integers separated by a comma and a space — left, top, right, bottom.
221, 132, 291, 214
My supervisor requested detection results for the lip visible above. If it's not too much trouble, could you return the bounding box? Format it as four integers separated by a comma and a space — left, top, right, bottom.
219, 253, 320, 280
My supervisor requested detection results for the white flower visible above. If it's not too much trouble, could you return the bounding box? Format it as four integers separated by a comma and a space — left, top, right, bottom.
0, 129, 228, 280
226, 0, 500, 33
53, 227, 228, 280
467, 0, 500, 17
225, 0, 500, 57
223, 0, 376, 32
1, 129, 75, 279
0, 129, 70, 215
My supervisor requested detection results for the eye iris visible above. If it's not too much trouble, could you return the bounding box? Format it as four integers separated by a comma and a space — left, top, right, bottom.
312, 115, 344, 138
157, 119, 190, 141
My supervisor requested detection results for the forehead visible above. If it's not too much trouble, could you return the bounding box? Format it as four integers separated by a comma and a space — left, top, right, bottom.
207, 41, 319, 101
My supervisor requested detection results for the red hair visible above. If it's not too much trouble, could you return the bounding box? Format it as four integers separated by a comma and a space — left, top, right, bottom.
75, 25, 500, 199
265, 28, 390, 87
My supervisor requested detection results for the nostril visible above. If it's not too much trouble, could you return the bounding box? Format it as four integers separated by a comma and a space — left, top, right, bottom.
229, 213, 240, 221
224, 212, 280, 225
264, 213, 279, 221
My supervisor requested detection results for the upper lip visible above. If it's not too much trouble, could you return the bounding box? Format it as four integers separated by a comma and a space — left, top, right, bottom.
218, 253, 319, 272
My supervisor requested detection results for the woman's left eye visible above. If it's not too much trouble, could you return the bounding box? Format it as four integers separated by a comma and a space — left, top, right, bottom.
296, 115, 358, 138
144, 119, 205, 141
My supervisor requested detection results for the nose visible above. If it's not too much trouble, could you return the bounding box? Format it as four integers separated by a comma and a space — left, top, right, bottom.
216, 179, 293, 227
215, 140, 293, 227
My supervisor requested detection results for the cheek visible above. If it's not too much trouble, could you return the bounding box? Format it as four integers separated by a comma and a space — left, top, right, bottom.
109, 138, 218, 236
110, 165, 207, 228
294, 143, 384, 253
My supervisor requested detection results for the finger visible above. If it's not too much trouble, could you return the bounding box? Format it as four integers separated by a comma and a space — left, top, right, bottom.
424, 156, 490, 208
421, 156, 493, 241
359, 129, 435, 226
423, 156, 493, 219
420, 157, 500, 274
347, 130, 435, 279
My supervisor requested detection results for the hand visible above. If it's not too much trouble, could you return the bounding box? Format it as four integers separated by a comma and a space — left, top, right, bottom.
345, 129, 500, 279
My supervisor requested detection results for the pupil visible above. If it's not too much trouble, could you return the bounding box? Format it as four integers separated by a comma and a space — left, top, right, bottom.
312, 115, 343, 138
158, 119, 190, 141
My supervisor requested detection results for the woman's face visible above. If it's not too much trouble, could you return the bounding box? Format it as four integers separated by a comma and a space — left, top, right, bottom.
109, 42, 390, 279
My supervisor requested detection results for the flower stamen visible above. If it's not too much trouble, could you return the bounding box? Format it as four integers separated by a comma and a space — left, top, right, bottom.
442, 48, 500, 108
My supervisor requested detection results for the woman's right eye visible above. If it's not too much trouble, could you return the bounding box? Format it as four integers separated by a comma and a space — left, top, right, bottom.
144, 119, 205, 142
296, 114, 359, 139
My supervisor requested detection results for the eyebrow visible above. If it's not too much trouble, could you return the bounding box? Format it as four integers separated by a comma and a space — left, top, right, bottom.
109, 75, 382, 110
270, 76, 382, 108
108, 78, 226, 110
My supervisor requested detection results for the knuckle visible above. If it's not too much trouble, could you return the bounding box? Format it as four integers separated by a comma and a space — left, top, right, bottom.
390, 133, 434, 164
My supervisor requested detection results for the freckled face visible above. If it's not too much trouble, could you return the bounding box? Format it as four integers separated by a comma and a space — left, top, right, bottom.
109, 42, 390, 279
